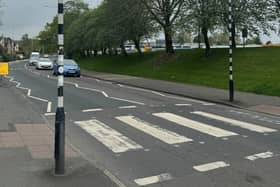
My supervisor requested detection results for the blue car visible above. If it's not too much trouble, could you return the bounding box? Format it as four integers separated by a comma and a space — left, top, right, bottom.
53, 59, 81, 77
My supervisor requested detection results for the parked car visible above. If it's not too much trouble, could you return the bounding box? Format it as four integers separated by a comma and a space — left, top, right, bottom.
53, 59, 81, 77
29, 52, 40, 66
36, 58, 53, 70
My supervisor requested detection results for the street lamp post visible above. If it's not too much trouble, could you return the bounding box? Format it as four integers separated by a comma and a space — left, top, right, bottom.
228, 0, 234, 102
54, 0, 65, 175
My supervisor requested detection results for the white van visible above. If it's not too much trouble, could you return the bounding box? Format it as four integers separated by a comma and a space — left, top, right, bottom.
29, 52, 40, 66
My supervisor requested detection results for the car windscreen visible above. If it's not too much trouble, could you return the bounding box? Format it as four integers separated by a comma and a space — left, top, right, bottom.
39, 58, 52, 62
64, 60, 76, 65
31, 55, 39, 59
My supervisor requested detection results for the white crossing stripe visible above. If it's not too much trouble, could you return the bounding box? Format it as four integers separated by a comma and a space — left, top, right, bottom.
153, 113, 238, 138
116, 116, 192, 144
134, 173, 173, 186
82, 108, 103, 112
75, 120, 143, 153
245, 151, 274, 161
193, 161, 230, 172
192, 111, 277, 133
118, 106, 137, 109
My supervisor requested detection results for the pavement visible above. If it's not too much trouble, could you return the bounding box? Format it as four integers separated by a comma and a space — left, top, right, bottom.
81, 70, 280, 116
2, 60, 280, 187
0, 69, 117, 186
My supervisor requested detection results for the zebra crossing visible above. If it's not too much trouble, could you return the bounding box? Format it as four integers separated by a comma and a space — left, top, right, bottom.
74, 111, 278, 154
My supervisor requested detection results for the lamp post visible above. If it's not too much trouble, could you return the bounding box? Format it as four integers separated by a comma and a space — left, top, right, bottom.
228, 0, 234, 102
54, 0, 65, 175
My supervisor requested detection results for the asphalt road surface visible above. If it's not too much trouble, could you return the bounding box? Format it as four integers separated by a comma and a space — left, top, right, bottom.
6, 61, 280, 187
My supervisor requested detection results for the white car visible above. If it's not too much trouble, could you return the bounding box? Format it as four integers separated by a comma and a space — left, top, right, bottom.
29, 52, 40, 66
36, 58, 53, 70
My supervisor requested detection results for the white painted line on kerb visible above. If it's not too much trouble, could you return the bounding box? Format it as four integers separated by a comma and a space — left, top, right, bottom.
245, 151, 274, 161
193, 161, 230, 172
118, 106, 137, 109
116, 116, 192, 144
134, 173, 173, 186
175, 104, 192, 106
27, 89, 31, 96
153, 113, 238, 138
75, 120, 143, 153
192, 111, 278, 133
82, 108, 104, 113
47, 102, 52, 113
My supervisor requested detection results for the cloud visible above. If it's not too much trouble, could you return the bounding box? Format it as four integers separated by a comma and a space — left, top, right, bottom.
0, 0, 102, 40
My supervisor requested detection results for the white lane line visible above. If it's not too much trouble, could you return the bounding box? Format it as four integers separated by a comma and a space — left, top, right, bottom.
134, 173, 173, 186
47, 102, 52, 113
118, 106, 137, 109
75, 120, 143, 153
44, 113, 56, 116
116, 116, 192, 144
193, 161, 230, 172
82, 108, 103, 113
109, 97, 145, 106
153, 113, 238, 138
29, 95, 49, 103
175, 104, 192, 106
203, 103, 216, 106
192, 111, 278, 133
245, 151, 275, 161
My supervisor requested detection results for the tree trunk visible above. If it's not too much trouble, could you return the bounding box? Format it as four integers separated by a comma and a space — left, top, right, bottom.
198, 26, 201, 49
133, 39, 142, 55
93, 50, 98, 56
120, 43, 128, 56
202, 26, 210, 57
164, 25, 174, 54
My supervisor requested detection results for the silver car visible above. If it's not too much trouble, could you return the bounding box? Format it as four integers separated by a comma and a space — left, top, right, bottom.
36, 58, 54, 70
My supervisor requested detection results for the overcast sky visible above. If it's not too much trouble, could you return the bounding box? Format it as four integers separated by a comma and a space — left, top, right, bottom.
0, 0, 279, 43
0, 0, 102, 40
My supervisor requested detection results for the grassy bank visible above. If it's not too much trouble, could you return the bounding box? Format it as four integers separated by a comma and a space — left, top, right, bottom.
77, 47, 280, 97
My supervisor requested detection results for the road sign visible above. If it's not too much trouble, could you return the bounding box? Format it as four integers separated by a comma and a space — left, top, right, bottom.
0, 63, 8, 75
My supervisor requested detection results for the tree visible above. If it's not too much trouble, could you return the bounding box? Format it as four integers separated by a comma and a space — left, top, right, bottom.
186, 0, 220, 56
218, 0, 276, 48
140, 0, 186, 54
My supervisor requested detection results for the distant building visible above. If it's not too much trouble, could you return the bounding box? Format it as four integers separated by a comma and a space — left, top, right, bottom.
0, 36, 19, 56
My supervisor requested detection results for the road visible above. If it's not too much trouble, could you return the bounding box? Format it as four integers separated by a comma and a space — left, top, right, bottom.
6, 61, 280, 187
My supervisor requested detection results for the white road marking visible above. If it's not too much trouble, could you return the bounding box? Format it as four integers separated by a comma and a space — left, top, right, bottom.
134, 173, 173, 186
75, 120, 143, 153
29, 95, 49, 102
47, 102, 52, 113
193, 161, 230, 172
44, 113, 56, 116
118, 106, 137, 109
245, 151, 274, 161
153, 113, 238, 138
109, 97, 145, 106
192, 111, 277, 133
82, 108, 103, 112
175, 104, 192, 106
203, 103, 216, 106
27, 89, 31, 96
116, 116, 192, 144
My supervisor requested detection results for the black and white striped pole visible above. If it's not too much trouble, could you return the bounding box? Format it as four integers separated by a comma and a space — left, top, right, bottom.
54, 0, 65, 175
228, 0, 234, 102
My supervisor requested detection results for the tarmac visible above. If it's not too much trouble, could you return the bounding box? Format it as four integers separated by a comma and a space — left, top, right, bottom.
82, 70, 280, 117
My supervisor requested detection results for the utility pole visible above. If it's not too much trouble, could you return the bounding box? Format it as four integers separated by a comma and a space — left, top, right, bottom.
228, 0, 234, 102
54, 0, 65, 175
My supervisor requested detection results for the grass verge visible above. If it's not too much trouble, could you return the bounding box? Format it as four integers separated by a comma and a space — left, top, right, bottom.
77, 47, 280, 97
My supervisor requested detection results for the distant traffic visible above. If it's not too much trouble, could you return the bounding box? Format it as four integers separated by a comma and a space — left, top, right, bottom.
28, 52, 80, 77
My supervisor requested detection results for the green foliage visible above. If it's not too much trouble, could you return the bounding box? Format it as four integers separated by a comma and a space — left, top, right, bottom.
77, 47, 280, 97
